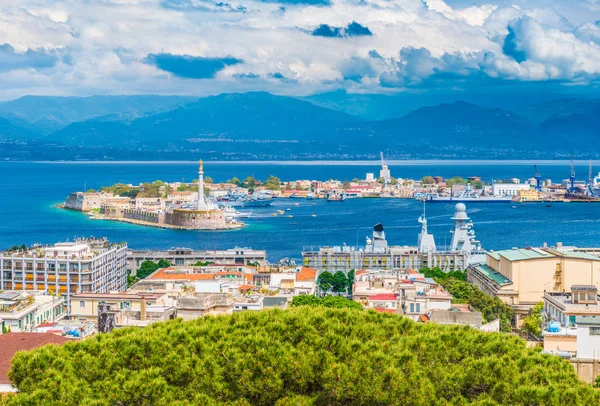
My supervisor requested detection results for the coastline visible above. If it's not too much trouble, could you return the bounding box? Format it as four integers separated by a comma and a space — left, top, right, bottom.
11, 159, 600, 166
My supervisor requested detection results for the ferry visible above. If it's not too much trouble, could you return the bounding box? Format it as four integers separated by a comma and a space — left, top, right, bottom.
327, 191, 347, 202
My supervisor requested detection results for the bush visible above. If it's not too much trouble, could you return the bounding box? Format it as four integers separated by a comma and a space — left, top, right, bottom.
5, 307, 597, 405
291, 295, 362, 310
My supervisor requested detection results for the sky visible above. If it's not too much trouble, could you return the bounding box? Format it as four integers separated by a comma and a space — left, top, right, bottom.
1, 0, 600, 100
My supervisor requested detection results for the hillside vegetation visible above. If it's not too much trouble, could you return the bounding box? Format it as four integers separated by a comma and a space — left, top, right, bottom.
4, 307, 598, 405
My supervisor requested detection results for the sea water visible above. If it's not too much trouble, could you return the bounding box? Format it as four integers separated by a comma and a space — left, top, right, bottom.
3, 161, 600, 260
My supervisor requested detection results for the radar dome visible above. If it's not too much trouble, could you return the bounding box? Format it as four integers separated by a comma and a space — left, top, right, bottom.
455, 203, 467, 212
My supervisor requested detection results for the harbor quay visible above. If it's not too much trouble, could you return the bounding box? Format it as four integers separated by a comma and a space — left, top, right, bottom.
62, 157, 600, 236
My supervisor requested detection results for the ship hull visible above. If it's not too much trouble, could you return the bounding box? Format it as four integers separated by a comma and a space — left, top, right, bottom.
428, 196, 513, 203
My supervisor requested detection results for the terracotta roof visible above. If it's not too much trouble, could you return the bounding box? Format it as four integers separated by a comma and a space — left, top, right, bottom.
238, 285, 255, 291
150, 269, 215, 281
296, 267, 317, 282
369, 293, 397, 301
0, 333, 71, 385
406, 269, 419, 274
355, 270, 367, 275
419, 314, 430, 323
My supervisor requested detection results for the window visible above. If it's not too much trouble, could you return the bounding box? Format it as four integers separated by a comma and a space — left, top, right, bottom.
416, 303, 421, 313
590, 327, 600, 336
410, 303, 414, 313
79, 300, 85, 308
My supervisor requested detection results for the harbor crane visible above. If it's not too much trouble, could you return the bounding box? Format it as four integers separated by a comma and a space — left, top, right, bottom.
569, 152, 576, 193
588, 160, 596, 197
534, 165, 542, 191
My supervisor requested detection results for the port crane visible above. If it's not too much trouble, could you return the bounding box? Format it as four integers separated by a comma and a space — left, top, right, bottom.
534, 165, 542, 191
569, 152, 576, 193
588, 160, 596, 197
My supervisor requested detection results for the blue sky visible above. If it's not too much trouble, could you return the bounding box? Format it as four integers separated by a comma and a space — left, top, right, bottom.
0, 0, 599, 100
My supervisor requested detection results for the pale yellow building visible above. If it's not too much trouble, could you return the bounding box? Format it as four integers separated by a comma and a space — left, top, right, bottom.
468, 247, 600, 325
517, 189, 540, 202
70, 292, 173, 326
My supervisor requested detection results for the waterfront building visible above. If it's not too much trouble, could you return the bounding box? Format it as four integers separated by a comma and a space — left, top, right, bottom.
491, 182, 531, 196
303, 204, 482, 272
128, 247, 267, 272
468, 247, 600, 325
0, 238, 128, 315
0, 291, 65, 332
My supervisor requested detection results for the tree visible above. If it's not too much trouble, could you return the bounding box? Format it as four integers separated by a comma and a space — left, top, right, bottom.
421, 176, 435, 185
264, 175, 282, 191
243, 176, 257, 188
192, 260, 214, 266
317, 271, 334, 293
522, 301, 544, 337
445, 176, 467, 187
342, 180, 351, 190
290, 295, 321, 307
347, 269, 355, 294
332, 271, 348, 293
7, 307, 599, 405
204, 176, 213, 184
136, 260, 159, 279
157, 259, 171, 269
229, 177, 241, 186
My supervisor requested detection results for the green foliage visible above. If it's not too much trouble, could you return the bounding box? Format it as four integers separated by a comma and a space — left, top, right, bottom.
6, 307, 598, 405
421, 267, 467, 281
332, 271, 348, 293
227, 177, 242, 186
317, 271, 334, 293
421, 176, 436, 185
290, 295, 322, 307
522, 302, 544, 337
137, 180, 170, 198
594, 375, 600, 388
347, 269, 355, 294
446, 176, 467, 187
291, 295, 362, 310
437, 277, 514, 332
264, 175, 282, 191
100, 183, 135, 197
136, 260, 160, 279
243, 176, 258, 188
192, 261, 214, 267
157, 259, 171, 269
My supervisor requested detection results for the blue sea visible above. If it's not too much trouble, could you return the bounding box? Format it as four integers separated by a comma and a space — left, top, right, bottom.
3, 160, 600, 260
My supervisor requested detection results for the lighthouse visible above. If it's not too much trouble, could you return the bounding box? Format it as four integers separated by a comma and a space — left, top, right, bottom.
197, 160, 209, 211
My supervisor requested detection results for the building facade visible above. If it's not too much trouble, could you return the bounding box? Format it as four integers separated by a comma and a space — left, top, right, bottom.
0, 238, 128, 315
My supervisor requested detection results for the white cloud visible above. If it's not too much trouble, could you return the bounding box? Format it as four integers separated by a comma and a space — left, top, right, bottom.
0, 0, 599, 99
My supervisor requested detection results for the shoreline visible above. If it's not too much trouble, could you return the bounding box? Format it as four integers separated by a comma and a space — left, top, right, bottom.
5, 159, 600, 166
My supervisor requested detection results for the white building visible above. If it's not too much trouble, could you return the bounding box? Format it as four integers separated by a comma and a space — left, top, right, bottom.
491, 183, 531, 196
0, 291, 65, 332
576, 316, 600, 359
0, 238, 128, 315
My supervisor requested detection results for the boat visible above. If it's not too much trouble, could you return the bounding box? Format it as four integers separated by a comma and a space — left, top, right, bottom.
226, 191, 273, 208
327, 190, 347, 202
277, 210, 285, 214
311, 214, 317, 217
427, 184, 513, 203
288, 215, 293, 218
286, 208, 291, 211
306, 193, 314, 200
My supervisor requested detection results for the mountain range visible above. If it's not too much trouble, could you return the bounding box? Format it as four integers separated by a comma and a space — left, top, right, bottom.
0, 92, 598, 160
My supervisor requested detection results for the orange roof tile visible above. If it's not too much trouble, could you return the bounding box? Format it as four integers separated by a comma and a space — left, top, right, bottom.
297, 267, 317, 281
150, 269, 215, 281
355, 270, 367, 275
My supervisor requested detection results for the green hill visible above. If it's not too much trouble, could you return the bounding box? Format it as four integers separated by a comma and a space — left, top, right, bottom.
4, 307, 598, 405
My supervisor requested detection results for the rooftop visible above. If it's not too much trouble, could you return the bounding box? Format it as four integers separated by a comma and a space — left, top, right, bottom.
473, 263, 512, 286
0, 333, 71, 385
496, 248, 555, 262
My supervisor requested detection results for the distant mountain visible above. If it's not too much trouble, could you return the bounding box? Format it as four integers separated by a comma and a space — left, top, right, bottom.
0, 95, 196, 134
372, 101, 536, 147
2, 92, 600, 160
50, 92, 367, 149
517, 98, 600, 123
0, 117, 36, 140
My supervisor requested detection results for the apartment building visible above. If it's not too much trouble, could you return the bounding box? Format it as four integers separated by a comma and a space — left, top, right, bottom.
0, 238, 128, 315
0, 291, 65, 332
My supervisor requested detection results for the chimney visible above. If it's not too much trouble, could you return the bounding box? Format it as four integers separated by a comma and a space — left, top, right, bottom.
140, 297, 147, 321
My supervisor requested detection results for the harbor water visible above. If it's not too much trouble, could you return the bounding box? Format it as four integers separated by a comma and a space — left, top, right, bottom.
3, 160, 600, 260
